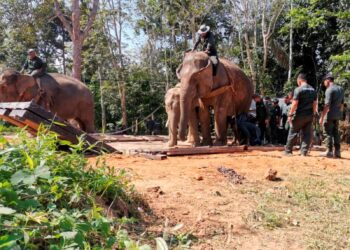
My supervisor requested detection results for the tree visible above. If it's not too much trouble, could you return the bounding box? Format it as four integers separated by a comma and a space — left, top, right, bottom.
54, 0, 99, 80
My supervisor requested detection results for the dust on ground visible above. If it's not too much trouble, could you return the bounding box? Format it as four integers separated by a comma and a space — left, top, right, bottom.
89, 149, 350, 250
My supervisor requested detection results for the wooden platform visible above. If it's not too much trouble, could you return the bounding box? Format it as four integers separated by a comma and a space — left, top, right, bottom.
0, 101, 326, 158
0, 102, 116, 153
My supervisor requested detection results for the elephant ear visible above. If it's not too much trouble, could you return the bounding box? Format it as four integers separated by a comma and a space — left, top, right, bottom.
15, 74, 37, 98
192, 60, 213, 98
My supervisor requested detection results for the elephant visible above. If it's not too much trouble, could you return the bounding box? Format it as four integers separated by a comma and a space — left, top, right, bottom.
176, 51, 254, 146
0, 69, 95, 133
165, 83, 201, 147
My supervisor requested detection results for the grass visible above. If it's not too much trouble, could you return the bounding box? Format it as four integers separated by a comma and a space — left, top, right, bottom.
245, 176, 350, 249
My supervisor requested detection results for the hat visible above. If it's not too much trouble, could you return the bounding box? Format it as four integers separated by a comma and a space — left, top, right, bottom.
198, 25, 210, 34
323, 72, 334, 81
27, 49, 36, 54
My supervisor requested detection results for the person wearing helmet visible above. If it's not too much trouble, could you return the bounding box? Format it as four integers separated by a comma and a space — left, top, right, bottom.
20, 49, 46, 77
192, 24, 218, 75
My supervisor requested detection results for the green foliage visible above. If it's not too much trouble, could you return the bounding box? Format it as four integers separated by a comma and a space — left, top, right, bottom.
0, 130, 150, 249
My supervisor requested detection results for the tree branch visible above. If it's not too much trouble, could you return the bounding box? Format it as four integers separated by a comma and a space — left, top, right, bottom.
83, 0, 100, 40
53, 0, 73, 38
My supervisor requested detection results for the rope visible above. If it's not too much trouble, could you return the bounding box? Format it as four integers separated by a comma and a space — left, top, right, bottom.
107, 105, 163, 135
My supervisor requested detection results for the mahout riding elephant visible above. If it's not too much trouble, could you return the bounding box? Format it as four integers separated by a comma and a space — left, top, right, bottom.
165, 83, 201, 147
0, 69, 95, 133
176, 51, 254, 145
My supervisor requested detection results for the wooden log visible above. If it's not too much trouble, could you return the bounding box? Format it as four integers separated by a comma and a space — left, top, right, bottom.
167, 145, 247, 156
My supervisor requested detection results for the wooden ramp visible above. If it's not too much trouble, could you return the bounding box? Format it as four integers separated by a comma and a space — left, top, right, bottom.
0, 102, 116, 153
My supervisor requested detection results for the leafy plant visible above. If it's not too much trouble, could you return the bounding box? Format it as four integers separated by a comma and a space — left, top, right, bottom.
0, 129, 150, 249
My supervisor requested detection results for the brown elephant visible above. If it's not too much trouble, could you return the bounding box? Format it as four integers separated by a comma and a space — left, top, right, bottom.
165, 84, 201, 147
176, 51, 254, 145
0, 69, 95, 133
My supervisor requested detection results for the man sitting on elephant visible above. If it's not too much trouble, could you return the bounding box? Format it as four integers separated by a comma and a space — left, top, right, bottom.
20, 49, 46, 78
192, 24, 219, 76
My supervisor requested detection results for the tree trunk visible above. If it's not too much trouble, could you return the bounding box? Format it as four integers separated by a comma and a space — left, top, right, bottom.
72, 39, 83, 80
54, 0, 99, 80
119, 82, 127, 128
98, 67, 106, 133
244, 33, 257, 92
287, 0, 293, 84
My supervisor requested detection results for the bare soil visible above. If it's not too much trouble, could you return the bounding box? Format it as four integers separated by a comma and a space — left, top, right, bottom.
88, 148, 350, 250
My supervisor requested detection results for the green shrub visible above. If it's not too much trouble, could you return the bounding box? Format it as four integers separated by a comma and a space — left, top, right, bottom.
0, 129, 150, 249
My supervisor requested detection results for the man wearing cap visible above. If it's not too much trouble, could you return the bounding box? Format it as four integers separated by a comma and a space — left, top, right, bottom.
20, 49, 46, 77
284, 73, 317, 156
319, 73, 344, 158
192, 24, 218, 75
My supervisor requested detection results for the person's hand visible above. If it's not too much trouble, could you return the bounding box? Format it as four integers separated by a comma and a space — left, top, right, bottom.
319, 117, 324, 126
287, 116, 292, 124
265, 119, 269, 125
204, 49, 209, 54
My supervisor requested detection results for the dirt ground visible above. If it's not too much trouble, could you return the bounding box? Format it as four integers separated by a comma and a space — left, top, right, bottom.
89, 148, 350, 250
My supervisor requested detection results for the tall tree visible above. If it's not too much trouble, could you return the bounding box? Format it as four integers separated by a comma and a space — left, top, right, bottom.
54, 0, 99, 80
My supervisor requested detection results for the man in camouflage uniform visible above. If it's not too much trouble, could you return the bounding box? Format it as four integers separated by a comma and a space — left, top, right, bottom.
20, 49, 46, 77
319, 73, 345, 158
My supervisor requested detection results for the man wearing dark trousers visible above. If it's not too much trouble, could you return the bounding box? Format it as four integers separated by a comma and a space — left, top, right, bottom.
270, 98, 281, 144
319, 73, 344, 158
284, 73, 317, 156
253, 94, 269, 143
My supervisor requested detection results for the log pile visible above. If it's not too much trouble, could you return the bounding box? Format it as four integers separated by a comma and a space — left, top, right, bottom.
0, 101, 116, 153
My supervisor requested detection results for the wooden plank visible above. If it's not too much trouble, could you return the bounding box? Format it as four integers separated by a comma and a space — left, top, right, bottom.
167, 145, 247, 156
9, 109, 79, 144
138, 153, 167, 160
247, 146, 285, 152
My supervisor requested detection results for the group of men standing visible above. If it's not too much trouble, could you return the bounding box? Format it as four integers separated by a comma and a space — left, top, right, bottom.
249, 73, 344, 158
285, 73, 344, 158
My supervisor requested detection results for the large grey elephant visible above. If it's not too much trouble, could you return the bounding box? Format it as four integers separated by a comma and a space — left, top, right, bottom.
177, 51, 254, 145
0, 70, 95, 133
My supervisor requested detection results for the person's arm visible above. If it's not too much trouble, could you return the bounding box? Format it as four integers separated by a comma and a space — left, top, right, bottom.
192, 36, 201, 51
287, 100, 299, 124
319, 89, 331, 125
20, 60, 28, 73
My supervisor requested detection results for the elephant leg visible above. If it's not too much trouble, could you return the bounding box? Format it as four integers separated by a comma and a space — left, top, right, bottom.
187, 108, 200, 147
167, 108, 179, 147
75, 116, 95, 133
214, 107, 228, 146
199, 105, 212, 146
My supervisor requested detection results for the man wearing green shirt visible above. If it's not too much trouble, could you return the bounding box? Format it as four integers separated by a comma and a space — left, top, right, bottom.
20, 49, 46, 77
284, 73, 317, 156
319, 73, 344, 158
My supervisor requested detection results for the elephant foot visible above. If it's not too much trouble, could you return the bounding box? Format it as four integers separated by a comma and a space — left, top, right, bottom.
213, 139, 227, 146
201, 138, 212, 146
167, 140, 177, 147
190, 141, 201, 147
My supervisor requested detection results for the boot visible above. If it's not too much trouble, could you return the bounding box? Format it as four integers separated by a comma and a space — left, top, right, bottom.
334, 150, 341, 158
320, 150, 333, 158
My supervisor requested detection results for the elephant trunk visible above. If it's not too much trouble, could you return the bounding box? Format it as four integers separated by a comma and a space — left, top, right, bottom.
179, 82, 194, 141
